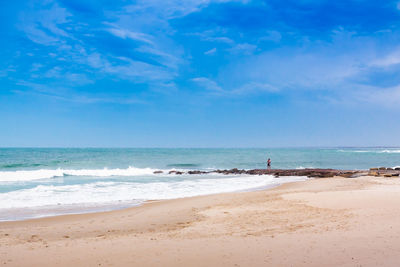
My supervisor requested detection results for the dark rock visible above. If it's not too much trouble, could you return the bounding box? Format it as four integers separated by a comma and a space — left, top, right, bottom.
153, 171, 163, 174
379, 167, 387, 170
188, 170, 206, 175
182, 168, 366, 178
169, 170, 183, 175
340, 172, 358, 178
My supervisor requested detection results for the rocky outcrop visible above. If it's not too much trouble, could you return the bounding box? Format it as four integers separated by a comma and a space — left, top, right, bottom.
163, 168, 372, 178
369, 167, 400, 177
187, 170, 208, 175
168, 170, 184, 175
210, 168, 364, 178
161, 167, 400, 178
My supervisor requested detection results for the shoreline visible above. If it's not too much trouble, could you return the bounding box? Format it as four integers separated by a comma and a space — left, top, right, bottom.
2, 175, 400, 266
0, 174, 309, 222
0, 176, 311, 225
2, 165, 399, 222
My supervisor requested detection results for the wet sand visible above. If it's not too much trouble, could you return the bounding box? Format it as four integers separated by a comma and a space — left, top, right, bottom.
1, 176, 400, 266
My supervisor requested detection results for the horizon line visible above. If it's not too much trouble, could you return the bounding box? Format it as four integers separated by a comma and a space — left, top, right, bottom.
1, 146, 400, 149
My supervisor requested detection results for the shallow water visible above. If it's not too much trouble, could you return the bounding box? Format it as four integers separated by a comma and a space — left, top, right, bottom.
0, 147, 399, 220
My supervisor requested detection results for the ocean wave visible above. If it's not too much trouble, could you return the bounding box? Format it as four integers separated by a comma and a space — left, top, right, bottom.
378, 150, 400, 153
0, 175, 308, 210
295, 166, 314, 169
0, 167, 162, 182
337, 149, 400, 153
1, 163, 44, 168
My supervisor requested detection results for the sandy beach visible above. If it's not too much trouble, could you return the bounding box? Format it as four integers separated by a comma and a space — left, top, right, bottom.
1, 176, 400, 266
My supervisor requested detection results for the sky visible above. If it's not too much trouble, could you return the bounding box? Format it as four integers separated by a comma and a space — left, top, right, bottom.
1, 0, 400, 147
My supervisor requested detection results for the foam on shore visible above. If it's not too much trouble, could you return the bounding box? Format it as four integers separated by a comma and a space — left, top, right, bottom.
0, 175, 308, 221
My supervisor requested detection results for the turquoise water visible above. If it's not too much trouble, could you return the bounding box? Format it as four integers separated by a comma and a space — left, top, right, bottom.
2, 147, 400, 171
0, 148, 399, 220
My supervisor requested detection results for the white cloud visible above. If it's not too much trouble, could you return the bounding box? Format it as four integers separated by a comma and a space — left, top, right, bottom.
353, 84, 400, 107
233, 82, 279, 94
228, 43, 257, 55
135, 45, 182, 69
192, 77, 224, 92
19, 3, 71, 45
204, 47, 217, 55
86, 53, 176, 82
18, 2, 181, 89
260, 30, 282, 43
189, 29, 235, 44
105, 26, 154, 45
14, 81, 143, 104
124, 0, 250, 20
371, 47, 400, 67
30, 63, 43, 72
191, 78, 279, 96
205, 36, 235, 44
220, 30, 381, 93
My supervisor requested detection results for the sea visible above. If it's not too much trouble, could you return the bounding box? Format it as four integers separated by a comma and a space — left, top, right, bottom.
0, 147, 399, 221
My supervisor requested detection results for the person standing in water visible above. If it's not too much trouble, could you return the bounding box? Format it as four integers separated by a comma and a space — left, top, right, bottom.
267, 158, 271, 170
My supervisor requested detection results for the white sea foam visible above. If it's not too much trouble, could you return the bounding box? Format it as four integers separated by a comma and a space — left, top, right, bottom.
295, 166, 314, 169
338, 149, 400, 153
0, 167, 163, 182
378, 150, 400, 153
0, 175, 308, 210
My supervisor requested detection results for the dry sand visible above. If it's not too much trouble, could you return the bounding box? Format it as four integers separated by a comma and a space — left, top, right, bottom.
1, 176, 400, 266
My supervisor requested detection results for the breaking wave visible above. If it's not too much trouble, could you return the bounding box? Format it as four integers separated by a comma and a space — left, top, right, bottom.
0, 167, 162, 182
337, 149, 400, 153
0, 175, 308, 210
295, 166, 315, 169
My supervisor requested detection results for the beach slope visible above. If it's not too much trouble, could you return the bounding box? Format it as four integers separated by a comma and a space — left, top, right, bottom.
1, 176, 400, 266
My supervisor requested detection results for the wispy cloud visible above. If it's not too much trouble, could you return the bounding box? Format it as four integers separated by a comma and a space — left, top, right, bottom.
204, 36, 235, 44
19, 3, 71, 45
30, 63, 44, 72
7, 0, 400, 109
124, 0, 250, 20
371, 47, 400, 67
204, 47, 217, 55
85, 52, 176, 82
233, 82, 279, 94
13, 0, 187, 94
134, 45, 182, 69
191, 77, 280, 96
105, 24, 154, 45
15, 80, 145, 104
228, 43, 257, 55
260, 30, 282, 43
188, 29, 235, 44
192, 77, 224, 92
358, 85, 400, 106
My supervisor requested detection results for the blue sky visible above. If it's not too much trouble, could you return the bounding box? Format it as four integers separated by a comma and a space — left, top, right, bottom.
1, 0, 400, 147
